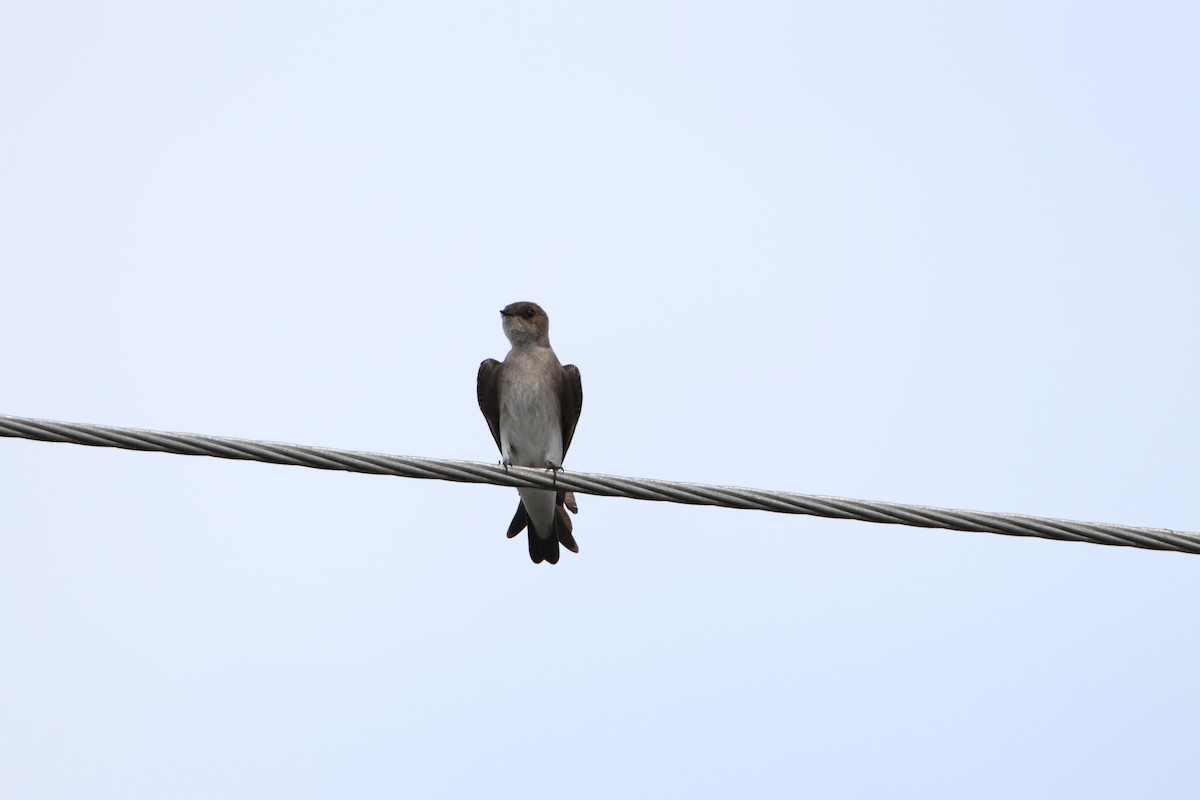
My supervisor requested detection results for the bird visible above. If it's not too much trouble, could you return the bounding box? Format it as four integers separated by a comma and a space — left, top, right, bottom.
477, 301, 583, 564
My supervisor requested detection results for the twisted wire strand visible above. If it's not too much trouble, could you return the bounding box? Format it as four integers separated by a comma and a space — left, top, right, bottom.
2, 413, 1195, 555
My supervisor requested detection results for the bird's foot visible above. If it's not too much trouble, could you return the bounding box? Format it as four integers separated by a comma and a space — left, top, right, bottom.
544, 459, 563, 486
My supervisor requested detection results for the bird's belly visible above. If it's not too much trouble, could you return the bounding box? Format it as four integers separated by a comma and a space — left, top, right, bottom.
499, 391, 563, 468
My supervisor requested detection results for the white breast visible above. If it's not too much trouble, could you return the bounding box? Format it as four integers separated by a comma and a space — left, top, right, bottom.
499, 376, 563, 469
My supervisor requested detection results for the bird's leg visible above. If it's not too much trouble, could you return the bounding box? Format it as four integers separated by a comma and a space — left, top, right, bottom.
544, 458, 563, 486
500, 457, 512, 473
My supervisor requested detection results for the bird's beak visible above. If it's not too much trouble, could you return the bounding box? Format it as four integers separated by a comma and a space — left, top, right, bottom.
499, 309, 512, 317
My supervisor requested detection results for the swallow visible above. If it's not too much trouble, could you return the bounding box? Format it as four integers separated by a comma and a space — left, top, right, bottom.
477, 301, 583, 564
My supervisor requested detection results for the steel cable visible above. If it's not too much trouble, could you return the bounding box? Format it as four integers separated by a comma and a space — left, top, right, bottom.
2, 413, 1195, 555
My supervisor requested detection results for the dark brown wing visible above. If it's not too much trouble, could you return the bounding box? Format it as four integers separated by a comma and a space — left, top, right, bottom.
560, 363, 583, 457
477, 358, 503, 452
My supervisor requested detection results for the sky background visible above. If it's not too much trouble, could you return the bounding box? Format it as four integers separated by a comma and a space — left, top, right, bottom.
2, 1, 1198, 797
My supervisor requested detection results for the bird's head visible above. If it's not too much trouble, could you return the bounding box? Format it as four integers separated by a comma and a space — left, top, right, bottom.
500, 301, 551, 347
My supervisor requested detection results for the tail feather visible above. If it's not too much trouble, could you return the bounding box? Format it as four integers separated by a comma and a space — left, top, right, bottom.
506, 503, 528, 538
527, 517, 560, 564
506, 493, 579, 563
554, 496, 578, 554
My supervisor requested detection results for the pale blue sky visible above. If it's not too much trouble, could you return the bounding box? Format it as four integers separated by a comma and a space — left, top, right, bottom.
2, 2, 1198, 798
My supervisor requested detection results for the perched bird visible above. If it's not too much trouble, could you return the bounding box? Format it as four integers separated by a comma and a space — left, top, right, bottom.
477, 301, 583, 564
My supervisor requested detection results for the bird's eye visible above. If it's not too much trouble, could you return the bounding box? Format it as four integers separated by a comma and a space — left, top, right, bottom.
523, 308, 535, 319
